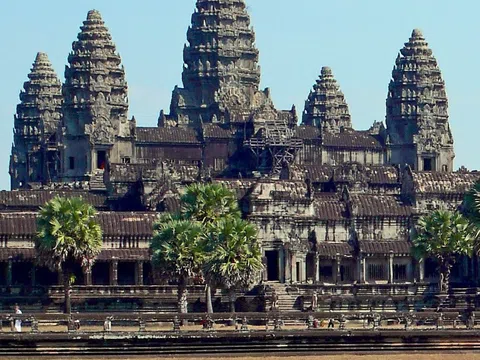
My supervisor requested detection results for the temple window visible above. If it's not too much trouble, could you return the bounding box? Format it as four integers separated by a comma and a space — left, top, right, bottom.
368, 263, 386, 280
393, 264, 407, 281
423, 158, 433, 171
319, 265, 333, 282
121, 157, 131, 164
69, 156, 75, 170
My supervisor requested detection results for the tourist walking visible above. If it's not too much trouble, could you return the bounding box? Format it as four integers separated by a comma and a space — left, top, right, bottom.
14, 304, 22, 332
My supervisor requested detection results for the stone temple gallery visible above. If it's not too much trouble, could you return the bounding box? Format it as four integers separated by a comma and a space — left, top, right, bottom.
4, 0, 479, 311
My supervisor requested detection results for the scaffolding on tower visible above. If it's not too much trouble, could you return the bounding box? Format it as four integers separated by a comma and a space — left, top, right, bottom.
245, 120, 303, 175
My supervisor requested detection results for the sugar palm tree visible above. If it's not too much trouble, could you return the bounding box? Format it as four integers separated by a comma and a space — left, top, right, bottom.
463, 180, 480, 248
204, 217, 263, 312
181, 183, 241, 225
413, 210, 474, 293
35, 196, 102, 314
181, 183, 242, 312
150, 214, 204, 314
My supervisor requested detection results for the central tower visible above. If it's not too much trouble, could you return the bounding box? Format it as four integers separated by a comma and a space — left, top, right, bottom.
167, 0, 266, 127
386, 29, 454, 172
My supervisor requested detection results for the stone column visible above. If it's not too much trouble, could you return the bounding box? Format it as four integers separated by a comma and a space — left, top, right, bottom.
418, 258, 425, 282
314, 255, 320, 284
135, 261, 144, 286
388, 251, 394, 284
83, 267, 92, 286
361, 256, 366, 283
284, 250, 291, 284
291, 253, 297, 283
6, 259, 12, 287
334, 254, 341, 285
110, 261, 118, 286
278, 250, 285, 283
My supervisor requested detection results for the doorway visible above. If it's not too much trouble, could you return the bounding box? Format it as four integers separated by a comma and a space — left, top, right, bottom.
265, 250, 279, 281
97, 150, 107, 170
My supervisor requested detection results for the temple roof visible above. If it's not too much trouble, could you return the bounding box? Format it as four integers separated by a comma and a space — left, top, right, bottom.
108, 163, 158, 183
0, 190, 107, 210
314, 195, 346, 221
136, 127, 200, 144
359, 240, 411, 255
202, 124, 235, 139
412, 171, 480, 195
302, 66, 352, 133
0, 211, 158, 239
322, 129, 383, 150
350, 194, 412, 217
317, 242, 353, 258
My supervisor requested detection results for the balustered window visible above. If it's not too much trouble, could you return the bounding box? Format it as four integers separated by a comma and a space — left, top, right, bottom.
368, 263, 386, 281
394, 264, 407, 281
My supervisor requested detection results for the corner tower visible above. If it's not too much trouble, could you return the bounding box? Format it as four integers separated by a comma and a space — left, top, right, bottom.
61, 10, 134, 182
302, 66, 352, 133
10, 53, 63, 189
167, 0, 271, 127
386, 29, 454, 172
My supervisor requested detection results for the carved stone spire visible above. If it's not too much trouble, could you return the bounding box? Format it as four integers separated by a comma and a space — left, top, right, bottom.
168, 0, 267, 126
302, 66, 352, 133
62, 10, 133, 181
10, 52, 63, 189
386, 29, 454, 172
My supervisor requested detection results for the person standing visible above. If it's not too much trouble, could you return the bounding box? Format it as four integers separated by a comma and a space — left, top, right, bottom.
14, 304, 22, 332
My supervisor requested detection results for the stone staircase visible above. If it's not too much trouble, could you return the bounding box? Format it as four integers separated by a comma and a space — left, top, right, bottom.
265, 282, 302, 312
89, 171, 106, 191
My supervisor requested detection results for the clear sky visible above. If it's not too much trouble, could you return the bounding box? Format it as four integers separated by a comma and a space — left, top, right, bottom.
0, 0, 477, 190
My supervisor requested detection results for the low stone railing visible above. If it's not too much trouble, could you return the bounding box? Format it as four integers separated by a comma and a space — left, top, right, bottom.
47, 285, 207, 299
289, 282, 439, 296
0, 310, 477, 334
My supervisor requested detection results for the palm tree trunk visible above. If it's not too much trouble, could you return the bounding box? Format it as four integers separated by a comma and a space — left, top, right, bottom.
439, 258, 452, 294
229, 289, 236, 313
206, 284, 213, 314
63, 271, 72, 314
178, 279, 188, 314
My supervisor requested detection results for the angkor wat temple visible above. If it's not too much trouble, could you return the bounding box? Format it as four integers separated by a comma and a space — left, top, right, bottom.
4, 0, 479, 311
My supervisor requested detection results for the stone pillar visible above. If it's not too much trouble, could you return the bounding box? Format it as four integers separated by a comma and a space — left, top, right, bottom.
284, 250, 291, 284
291, 253, 297, 283
388, 251, 394, 284
110, 261, 118, 286
83, 267, 92, 286
361, 256, 366, 283
278, 250, 285, 283
314, 255, 320, 284
135, 261, 144, 286
6, 259, 12, 287
334, 254, 341, 285
418, 258, 425, 282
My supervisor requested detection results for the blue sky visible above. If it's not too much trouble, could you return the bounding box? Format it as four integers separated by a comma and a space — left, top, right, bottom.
0, 0, 477, 190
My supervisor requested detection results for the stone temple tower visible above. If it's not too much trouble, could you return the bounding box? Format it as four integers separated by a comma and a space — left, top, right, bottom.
302, 66, 352, 134
10, 53, 63, 189
167, 0, 272, 127
386, 29, 454, 172
61, 10, 134, 182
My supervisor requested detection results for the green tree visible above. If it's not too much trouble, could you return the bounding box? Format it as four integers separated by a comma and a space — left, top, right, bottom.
181, 183, 242, 312
35, 197, 102, 314
204, 217, 262, 312
181, 183, 241, 224
413, 210, 474, 293
463, 181, 480, 246
150, 214, 204, 314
